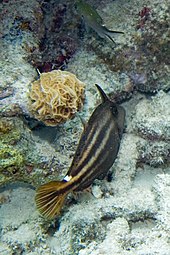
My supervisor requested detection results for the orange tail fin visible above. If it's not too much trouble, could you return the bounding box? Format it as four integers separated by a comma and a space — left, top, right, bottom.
35, 181, 69, 219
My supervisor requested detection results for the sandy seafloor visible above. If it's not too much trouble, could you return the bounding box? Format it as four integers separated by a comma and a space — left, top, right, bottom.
0, 0, 170, 254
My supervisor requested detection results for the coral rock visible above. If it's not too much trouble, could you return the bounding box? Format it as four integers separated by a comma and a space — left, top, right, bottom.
131, 91, 170, 140
29, 70, 85, 126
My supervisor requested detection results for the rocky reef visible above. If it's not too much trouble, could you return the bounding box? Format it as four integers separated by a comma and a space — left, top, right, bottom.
0, 116, 70, 187
86, 0, 170, 93
0, 0, 170, 254
0, 118, 24, 184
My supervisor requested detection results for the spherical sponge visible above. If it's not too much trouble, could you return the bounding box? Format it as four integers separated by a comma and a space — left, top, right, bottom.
29, 70, 85, 126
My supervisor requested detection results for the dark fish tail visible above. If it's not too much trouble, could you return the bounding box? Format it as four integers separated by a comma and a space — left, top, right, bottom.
105, 34, 116, 44
103, 27, 124, 44
104, 26, 124, 35
35, 181, 73, 219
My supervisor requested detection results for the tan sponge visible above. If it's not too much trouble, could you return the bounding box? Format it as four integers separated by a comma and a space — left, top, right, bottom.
29, 70, 85, 126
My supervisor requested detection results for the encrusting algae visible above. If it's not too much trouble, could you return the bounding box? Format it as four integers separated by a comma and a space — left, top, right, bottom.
35, 85, 125, 219
0, 118, 24, 185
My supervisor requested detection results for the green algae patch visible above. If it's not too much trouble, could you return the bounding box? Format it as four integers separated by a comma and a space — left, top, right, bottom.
0, 142, 25, 186
0, 117, 69, 188
0, 119, 13, 133
0, 118, 25, 185
0, 118, 23, 171
0, 143, 24, 170
0, 118, 21, 145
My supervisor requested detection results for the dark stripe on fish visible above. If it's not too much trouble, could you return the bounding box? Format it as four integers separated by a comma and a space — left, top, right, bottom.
69, 115, 113, 177
75, 120, 120, 190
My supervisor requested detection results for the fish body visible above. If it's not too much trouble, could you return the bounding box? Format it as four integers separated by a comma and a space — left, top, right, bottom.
76, 0, 124, 43
35, 85, 125, 219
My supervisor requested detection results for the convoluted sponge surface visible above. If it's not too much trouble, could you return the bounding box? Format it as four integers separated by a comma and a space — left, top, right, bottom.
29, 70, 85, 126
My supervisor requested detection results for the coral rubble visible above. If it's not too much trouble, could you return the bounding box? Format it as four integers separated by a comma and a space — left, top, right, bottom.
131, 91, 170, 141
131, 91, 170, 166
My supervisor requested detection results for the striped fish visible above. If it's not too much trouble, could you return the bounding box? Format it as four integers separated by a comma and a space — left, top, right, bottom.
35, 84, 125, 219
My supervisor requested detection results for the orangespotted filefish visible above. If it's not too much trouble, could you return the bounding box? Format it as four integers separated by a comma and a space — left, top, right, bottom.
76, 0, 124, 43
35, 84, 125, 219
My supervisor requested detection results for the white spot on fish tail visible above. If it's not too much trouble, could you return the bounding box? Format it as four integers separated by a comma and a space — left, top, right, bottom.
63, 175, 72, 182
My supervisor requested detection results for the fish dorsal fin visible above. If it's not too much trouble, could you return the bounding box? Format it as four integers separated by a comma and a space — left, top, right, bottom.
95, 84, 109, 103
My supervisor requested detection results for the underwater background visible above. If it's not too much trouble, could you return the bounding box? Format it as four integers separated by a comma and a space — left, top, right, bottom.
0, 0, 170, 254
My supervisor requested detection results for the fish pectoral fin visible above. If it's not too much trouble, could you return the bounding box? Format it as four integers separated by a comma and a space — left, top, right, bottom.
35, 181, 68, 219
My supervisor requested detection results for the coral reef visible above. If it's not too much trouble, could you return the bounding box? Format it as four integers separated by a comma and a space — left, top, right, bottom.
0, 117, 72, 187
0, 0, 170, 254
0, 0, 44, 51
87, 0, 170, 93
0, 118, 24, 184
0, 0, 44, 118
29, 1, 81, 72
0, 118, 20, 143
29, 70, 85, 126
0, 144, 24, 172
137, 140, 170, 166
153, 174, 170, 232
129, 91, 170, 167
130, 91, 170, 140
